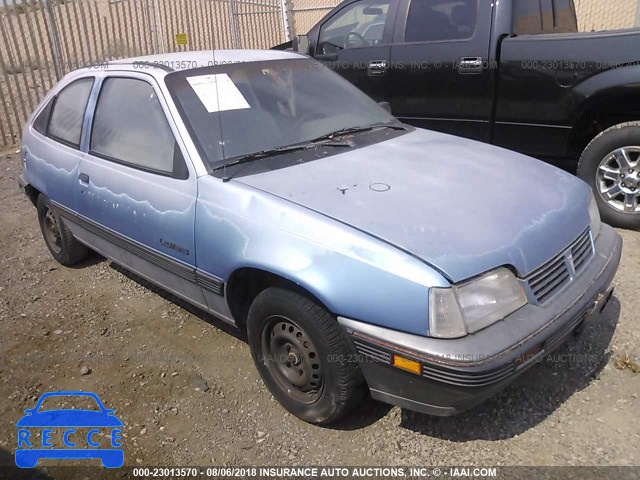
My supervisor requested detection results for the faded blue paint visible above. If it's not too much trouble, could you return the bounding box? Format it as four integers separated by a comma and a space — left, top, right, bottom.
195, 175, 446, 335
73, 72, 198, 264
23, 139, 82, 212
20, 51, 596, 339
237, 129, 592, 282
76, 159, 198, 265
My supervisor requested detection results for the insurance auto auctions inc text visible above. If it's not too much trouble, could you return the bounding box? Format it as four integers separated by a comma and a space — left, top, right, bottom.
250, 467, 497, 478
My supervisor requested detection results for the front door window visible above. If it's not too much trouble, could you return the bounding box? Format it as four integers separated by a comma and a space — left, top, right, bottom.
317, 0, 391, 55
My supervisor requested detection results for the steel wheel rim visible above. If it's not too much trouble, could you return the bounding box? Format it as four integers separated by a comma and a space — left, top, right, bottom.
261, 315, 323, 404
43, 208, 62, 254
596, 146, 640, 214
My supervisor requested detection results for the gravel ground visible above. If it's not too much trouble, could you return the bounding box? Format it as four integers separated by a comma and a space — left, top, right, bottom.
0, 152, 639, 470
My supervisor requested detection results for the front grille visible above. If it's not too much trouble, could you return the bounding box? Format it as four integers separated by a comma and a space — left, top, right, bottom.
571, 229, 594, 272
525, 229, 594, 304
353, 340, 391, 363
354, 338, 516, 388
422, 363, 515, 388
528, 255, 571, 304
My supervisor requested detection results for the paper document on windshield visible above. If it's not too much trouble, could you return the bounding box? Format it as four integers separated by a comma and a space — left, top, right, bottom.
186, 74, 250, 113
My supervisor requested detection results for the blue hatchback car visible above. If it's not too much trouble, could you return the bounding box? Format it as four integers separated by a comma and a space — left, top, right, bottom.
18, 50, 622, 424
16, 391, 123, 468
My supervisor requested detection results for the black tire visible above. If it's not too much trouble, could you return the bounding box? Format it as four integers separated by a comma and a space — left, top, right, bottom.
577, 121, 640, 230
37, 195, 89, 266
247, 287, 365, 425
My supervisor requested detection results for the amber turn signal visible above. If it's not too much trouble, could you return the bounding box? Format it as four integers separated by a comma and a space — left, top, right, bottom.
392, 355, 422, 375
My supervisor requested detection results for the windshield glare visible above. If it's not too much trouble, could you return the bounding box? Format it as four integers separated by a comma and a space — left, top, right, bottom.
165, 59, 394, 169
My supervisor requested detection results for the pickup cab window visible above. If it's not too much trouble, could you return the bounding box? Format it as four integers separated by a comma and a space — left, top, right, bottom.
318, 0, 391, 55
46, 78, 94, 148
90, 77, 179, 175
405, 0, 478, 43
514, 0, 577, 34
513, 0, 542, 34
549, 0, 577, 33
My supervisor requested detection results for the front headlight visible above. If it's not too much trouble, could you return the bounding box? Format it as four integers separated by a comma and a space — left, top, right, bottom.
588, 194, 601, 239
428, 287, 467, 339
429, 268, 528, 338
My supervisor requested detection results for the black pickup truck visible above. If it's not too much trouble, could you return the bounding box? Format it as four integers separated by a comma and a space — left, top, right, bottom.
285, 0, 640, 229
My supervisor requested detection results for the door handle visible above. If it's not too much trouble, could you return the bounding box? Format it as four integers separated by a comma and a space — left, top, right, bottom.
78, 173, 90, 184
458, 57, 483, 74
367, 60, 388, 76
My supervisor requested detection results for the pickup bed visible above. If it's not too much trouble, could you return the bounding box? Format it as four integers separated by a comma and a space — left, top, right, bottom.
286, 0, 640, 229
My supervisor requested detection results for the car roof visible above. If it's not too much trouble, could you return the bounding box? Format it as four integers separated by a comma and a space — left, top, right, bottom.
77, 49, 306, 79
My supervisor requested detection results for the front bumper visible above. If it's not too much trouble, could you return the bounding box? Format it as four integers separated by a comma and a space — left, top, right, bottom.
18, 173, 28, 194
338, 224, 622, 416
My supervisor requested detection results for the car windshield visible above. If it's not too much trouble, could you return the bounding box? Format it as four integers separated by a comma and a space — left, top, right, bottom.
37, 395, 101, 412
165, 58, 395, 170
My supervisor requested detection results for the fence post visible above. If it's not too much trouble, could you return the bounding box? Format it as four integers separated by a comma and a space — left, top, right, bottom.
42, 0, 63, 80
146, 0, 163, 54
228, 0, 240, 48
280, 0, 293, 41
0, 3, 18, 70
154, 0, 164, 53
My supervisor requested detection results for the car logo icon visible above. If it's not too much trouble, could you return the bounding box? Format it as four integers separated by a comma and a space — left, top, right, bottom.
15, 391, 123, 468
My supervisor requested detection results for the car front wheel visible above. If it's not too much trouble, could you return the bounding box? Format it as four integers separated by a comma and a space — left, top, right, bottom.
37, 195, 89, 266
247, 287, 365, 424
578, 121, 640, 230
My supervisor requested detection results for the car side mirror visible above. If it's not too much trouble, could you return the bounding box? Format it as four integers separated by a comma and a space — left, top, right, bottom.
24, 408, 35, 414
378, 101, 392, 114
293, 35, 310, 55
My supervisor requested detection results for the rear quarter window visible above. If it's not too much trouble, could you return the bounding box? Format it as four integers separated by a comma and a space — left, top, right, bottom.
33, 99, 53, 136
513, 0, 543, 35
405, 0, 478, 43
551, 0, 577, 33
47, 78, 94, 148
514, 0, 578, 35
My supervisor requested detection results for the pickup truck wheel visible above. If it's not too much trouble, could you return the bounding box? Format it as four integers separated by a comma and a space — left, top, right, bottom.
578, 122, 640, 229
37, 195, 89, 266
247, 287, 365, 424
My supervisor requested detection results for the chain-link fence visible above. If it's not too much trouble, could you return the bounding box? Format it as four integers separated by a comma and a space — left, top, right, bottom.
288, 0, 338, 36
0, 0, 288, 149
574, 0, 640, 32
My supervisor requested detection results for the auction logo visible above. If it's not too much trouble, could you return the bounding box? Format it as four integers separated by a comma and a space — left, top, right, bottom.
15, 391, 124, 468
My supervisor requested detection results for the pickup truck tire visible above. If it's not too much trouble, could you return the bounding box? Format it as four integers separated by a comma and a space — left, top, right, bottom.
247, 287, 365, 425
578, 122, 640, 229
37, 194, 89, 266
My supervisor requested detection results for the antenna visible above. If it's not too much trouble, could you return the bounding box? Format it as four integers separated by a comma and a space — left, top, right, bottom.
207, 3, 227, 179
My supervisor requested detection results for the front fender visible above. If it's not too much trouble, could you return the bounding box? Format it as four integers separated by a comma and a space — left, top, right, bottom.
195, 176, 448, 336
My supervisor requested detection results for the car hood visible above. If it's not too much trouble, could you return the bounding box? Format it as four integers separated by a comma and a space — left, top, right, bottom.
235, 129, 592, 282
16, 410, 123, 427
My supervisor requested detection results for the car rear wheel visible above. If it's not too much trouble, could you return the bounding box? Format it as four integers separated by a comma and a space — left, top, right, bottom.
578, 121, 640, 230
37, 195, 89, 266
247, 287, 365, 424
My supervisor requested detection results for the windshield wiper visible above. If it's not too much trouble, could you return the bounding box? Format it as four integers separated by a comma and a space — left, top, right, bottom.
309, 123, 407, 143
213, 123, 405, 174
212, 145, 308, 173
212, 141, 351, 177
